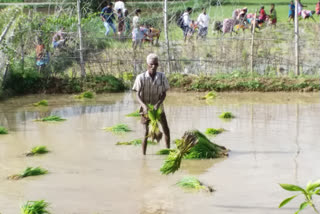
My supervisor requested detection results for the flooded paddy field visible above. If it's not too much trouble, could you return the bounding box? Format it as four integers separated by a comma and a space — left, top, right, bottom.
0, 92, 320, 214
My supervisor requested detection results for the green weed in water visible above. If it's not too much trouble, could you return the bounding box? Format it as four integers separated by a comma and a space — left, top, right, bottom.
125, 110, 140, 117
116, 139, 156, 146
104, 124, 131, 134
26, 146, 49, 156
156, 148, 176, 155
202, 91, 217, 100
74, 91, 95, 99
33, 100, 48, 107
0, 126, 8, 134
21, 200, 50, 214
279, 180, 320, 214
205, 128, 225, 136
8, 167, 48, 180
35, 116, 66, 122
177, 176, 205, 190
160, 130, 228, 175
219, 112, 235, 119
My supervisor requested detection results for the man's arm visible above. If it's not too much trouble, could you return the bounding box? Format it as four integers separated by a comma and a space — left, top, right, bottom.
154, 91, 166, 110
136, 91, 148, 114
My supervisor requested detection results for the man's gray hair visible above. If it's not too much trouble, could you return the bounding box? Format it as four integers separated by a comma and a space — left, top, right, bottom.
146, 53, 158, 65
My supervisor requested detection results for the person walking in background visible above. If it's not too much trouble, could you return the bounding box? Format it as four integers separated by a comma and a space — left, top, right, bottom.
297, 0, 305, 16
117, 9, 124, 39
132, 9, 142, 49
197, 8, 210, 39
182, 7, 192, 42
316, 0, 320, 15
132, 53, 170, 155
124, 9, 131, 37
258, 6, 267, 24
269, 4, 277, 27
288, 1, 295, 22
52, 27, 66, 48
101, 2, 116, 36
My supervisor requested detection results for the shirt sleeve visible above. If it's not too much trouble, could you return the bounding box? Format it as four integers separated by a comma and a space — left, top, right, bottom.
132, 75, 142, 92
163, 74, 170, 91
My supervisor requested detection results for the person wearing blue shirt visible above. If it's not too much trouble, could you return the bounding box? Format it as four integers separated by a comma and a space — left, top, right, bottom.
288, 1, 295, 23
101, 2, 116, 36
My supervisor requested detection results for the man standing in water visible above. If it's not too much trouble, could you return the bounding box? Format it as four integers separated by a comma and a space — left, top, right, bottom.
132, 53, 170, 155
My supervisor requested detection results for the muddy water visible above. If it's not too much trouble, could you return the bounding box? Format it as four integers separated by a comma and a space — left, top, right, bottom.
0, 92, 320, 214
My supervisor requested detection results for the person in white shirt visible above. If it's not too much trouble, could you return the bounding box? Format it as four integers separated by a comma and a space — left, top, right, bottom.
182, 7, 192, 42
132, 9, 142, 49
114, 0, 125, 14
197, 8, 210, 39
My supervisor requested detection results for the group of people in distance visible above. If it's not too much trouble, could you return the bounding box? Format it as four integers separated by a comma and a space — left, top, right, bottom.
288, 0, 320, 22
100, 1, 161, 49
178, 7, 210, 42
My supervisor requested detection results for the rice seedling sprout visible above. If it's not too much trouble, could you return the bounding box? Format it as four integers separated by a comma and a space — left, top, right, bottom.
26, 146, 49, 156
177, 176, 205, 190
33, 100, 48, 107
74, 91, 94, 99
21, 200, 50, 214
104, 124, 131, 134
147, 104, 163, 143
0, 126, 8, 134
116, 139, 156, 145
201, 91, 217, 100
35, 115, 66, 122
219, 112, 235, 119
156, 148, 176, 155
205, 128, 225, 136
125, 110, 140, 117
8, 167, 48, 180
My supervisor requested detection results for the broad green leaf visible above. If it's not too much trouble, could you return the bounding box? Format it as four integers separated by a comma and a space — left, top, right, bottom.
294, 202, 309, 214
306, 181, 320, 192
280, 184, 306, 193
314, 189, 320, 195
279, 195, 298, 208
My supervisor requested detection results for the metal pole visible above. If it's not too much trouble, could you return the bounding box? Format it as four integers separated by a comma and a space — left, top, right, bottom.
77, 0, 86, 77
295, 0, 300, 75
0, 14, 17, 44
163, 0, 171, 73
250, 10, 257, 75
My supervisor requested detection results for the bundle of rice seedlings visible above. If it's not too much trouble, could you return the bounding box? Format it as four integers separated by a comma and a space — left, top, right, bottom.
35, 116, 66, 122
160, 130, 199, 175
219, 112, 235, 119
201, 91, 217, 100
160, 130, 228, 175
156, 148, 176, 155
116, 139, 156, 146
8, 167, 48, 180
177, 176, 215, 192
33, 100, 48, 107
74, 91, 94, 99
147, 104, 163, 143
125, 110, 140, 117
205, 128, 225, 136
21, 200, 50, 214
0, 126, 8, 134
26, 146, 49, 156
104, 124, 131, 134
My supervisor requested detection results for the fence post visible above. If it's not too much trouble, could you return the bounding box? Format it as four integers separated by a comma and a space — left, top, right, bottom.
77, 0, 86, 77
250, 10, 257, 75
294, 0, 300, 76
163, 0, 171, 73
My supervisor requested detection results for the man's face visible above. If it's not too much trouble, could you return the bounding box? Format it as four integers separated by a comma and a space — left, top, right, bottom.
147, 58, 159, 75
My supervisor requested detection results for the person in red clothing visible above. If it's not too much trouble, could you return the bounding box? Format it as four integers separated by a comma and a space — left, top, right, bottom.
258, 6, 267, 24
316, 0, 320, 15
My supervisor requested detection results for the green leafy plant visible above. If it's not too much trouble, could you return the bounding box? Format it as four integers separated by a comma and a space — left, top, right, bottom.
104, 124, 131, 134
125, 110, 140, 117
116, 139, 156, 146
201, 91, 217, 100
26, 146, 49, 156
21, 200, 50, 214
279, 181, 320, 214
177, 176, 205, 190
35, 116, 66, 122
74, 91, 95, 99
156, 148, 176, 155
219, 112, 235, 119
147, 104, 162, 143
205, 128, 225, 136
0, 126, 8, 134
8, 167, 48, 180
160, 130, 228, 174
33, 100, 48, 107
